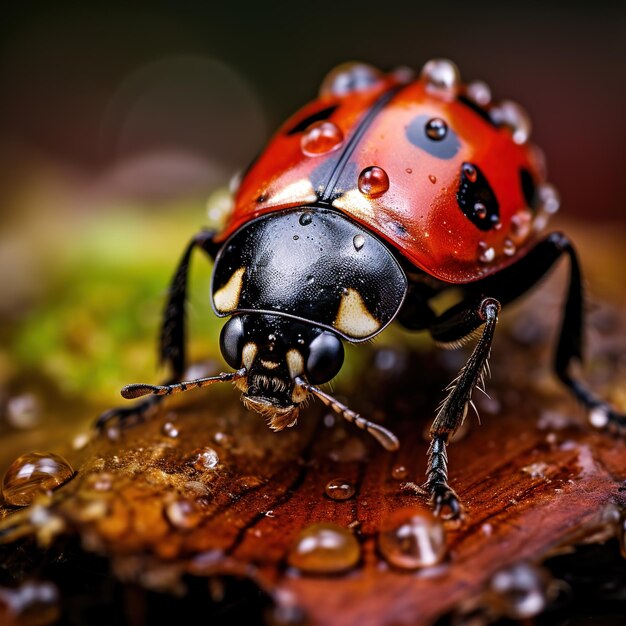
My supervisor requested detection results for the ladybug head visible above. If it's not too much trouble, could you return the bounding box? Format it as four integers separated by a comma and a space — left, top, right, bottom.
219, 313, 344, 430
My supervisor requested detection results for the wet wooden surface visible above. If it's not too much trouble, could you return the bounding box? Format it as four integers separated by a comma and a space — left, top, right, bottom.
1, 223, 625, 626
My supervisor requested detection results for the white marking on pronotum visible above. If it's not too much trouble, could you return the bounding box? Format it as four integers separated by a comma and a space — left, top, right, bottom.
334, 288, 380, 338
213, 267, 246, 312
265, 179, 317, 207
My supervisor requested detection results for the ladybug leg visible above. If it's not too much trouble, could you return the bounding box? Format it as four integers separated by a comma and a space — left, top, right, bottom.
425, 297, 501, 519
95, 230, 218, 432
160, 229, 219, 377
468, 232, 625, 432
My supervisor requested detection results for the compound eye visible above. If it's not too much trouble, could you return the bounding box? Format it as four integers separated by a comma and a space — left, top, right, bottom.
219, 316, 245, 369
306, 332, 344, 385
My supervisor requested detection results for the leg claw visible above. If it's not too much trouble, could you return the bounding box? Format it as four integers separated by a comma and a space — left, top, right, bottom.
430, 483, 464, 521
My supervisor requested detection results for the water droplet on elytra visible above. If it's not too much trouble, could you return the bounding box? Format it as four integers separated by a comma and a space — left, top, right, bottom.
425, 117, 448, 140
325, 478, 356, 501
378, 509, 447, 569
428, 174, 437, 184
165, 499, 202, 529
462, 163, 478, 183
503, 239, 517, 256
301, 121, 344, 157
405, 167, 413, 174
511, 209, 533, 240
538, 183, 560, 215
287, 523, 360, 574
191, 447, 220, 471
466, 80, 492, 106
299, 212, 313, 226
353, 234, 365, 251
421, 58, 460, 97
391, 465, 408, 480
490, 100, 532, 145
474, 202, 487, 219
293, 235, 299, 241
478, 242, 496, 263
2, 452, 74, 507
319, 62, 382, 98
358, 166, 389, 198
162, 421, 179, 438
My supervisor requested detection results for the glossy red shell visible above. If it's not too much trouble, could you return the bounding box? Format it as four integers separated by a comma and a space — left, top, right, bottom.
216, 70, 546, 284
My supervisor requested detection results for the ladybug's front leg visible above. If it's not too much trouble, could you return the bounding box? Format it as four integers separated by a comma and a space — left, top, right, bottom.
425, 297, 501, 519
96, 230, 218, 432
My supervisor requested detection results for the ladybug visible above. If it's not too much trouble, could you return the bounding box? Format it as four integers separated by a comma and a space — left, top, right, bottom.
101, 59, 625, 519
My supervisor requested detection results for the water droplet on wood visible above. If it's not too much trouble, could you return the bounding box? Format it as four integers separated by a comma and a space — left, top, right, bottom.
288, 523, 360, 574
2, 452, 74, 507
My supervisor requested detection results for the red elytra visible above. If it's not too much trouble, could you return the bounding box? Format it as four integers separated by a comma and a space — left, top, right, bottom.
215, 63, 546, 284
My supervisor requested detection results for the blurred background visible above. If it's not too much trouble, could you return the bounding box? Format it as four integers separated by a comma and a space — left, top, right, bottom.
0, 1, 624, 448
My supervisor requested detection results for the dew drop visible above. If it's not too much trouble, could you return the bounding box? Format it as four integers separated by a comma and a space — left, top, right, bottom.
162, 421, 179, 438
353, 234, 365, 251
462, 162, 477, 183
503, 239, 517, 256
83, 472, 114, 493
478, 242, 496, 263
213, 431, 235, 447
521, 461, 549, 478
428, 174, 437, 184
165, 499, 202, 529
538, 183, 560, 215
319, 62, 382, 98
191, 447, 220, 471
358, 166, 390, 198
299, 212, 313, 226
0, 580, 60, 625
589, 406, 609, 428
2, 452, 74, 507
510, 209, 533, 240
405, 167, 413, 174
425, 117, 448, 140
421, 58, 460, 97
301, 121, 344, 157
378, 509, 447, 569
490, 100, 532, 145
287, 523, 360, 574
474, 202, 488, 219
466, 80, 492, 106
325, 478, 356, 501
489, 562, 552, 619
391, 465, 408, 480
293, 234, 299, 241
6, 393, 40, 429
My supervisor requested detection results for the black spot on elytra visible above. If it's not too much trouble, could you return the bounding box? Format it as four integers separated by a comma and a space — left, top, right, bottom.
406, 114, 460, 159
520, 168, 540, 213
457, 94, 497, 126
456, 162, 500, 231
286, 105, 339, 135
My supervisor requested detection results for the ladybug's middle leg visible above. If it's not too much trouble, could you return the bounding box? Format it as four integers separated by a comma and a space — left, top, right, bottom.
425, 297, 500, 519
96, 230, 218, 432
